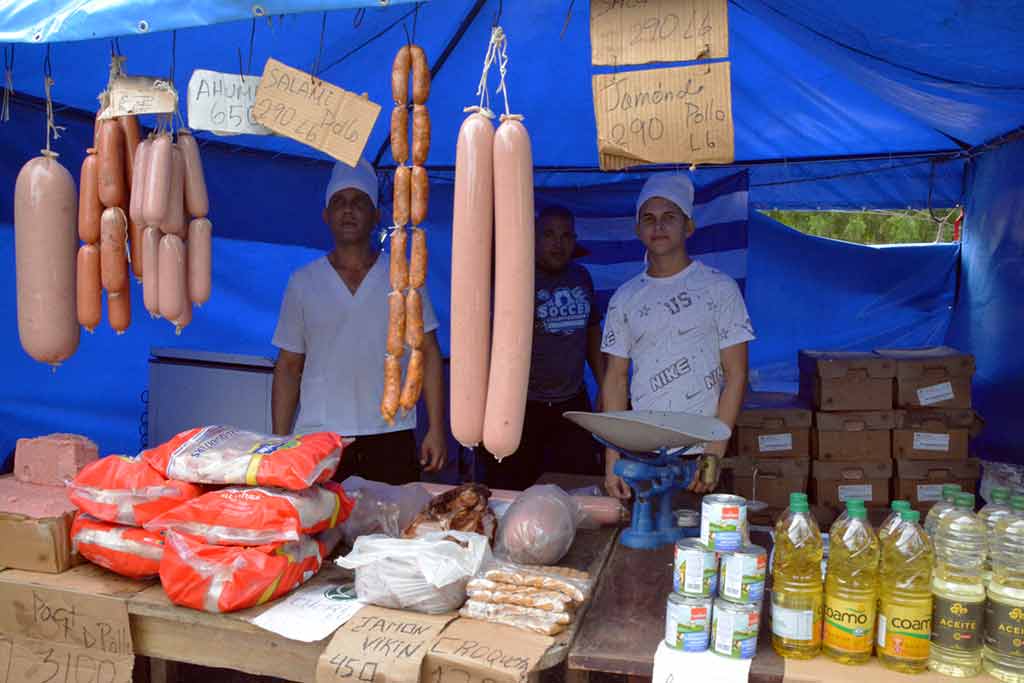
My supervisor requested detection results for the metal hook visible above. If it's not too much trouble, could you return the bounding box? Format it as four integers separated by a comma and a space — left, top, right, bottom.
493, 0, 503, 27
560, 0, 575, 39
353, 7, 366, 28
43, 44, 52, 78
247, 17, 257, 74
311, 11, 327, 81
238, 47, 246, 83
168, 30, 177, 83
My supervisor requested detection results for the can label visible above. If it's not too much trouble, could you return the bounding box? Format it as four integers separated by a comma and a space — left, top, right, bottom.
720, 552, 766, 603
984, 597, 1024, 656
932, 596, 982, 652
771, 602, 821, 644
674, 545, 718, 597
701, 498, 746, 551
878, 601, 932, 660
713, 605, 759, 658
665, 598, 711, 652
823, 594, 876, 655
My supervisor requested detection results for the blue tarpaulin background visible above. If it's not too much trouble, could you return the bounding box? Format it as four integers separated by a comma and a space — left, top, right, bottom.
0, 1, 1020, 466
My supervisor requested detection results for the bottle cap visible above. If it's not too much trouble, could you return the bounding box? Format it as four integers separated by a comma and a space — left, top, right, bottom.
942, 484, 962, 502
992, 487, 1011, 504
1011, 495, 1024, 512
789, 492, 806, 507
892, 500, 911, 511
900, 510, 921, 523
848, 507, 867, 520
847, 499, 866, 510
791, 496, 809, 513
954, 492, 975, 509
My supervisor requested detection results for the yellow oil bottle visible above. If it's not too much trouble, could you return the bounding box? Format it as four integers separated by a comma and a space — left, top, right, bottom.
878, 509, 934, 673
823, 503, 879, 664
771, 492, 823, 659
983, 495, 1024, 683
929, 493, 986, 677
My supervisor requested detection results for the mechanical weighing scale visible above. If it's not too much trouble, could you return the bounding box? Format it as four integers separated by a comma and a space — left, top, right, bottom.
563, 410, 731, 549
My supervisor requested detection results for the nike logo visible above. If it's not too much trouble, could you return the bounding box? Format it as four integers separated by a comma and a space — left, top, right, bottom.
677, 327, 697, 337
685, 389, 703, 400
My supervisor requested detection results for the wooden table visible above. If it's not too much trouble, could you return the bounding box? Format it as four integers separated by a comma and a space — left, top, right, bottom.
0, 525, 618, 683
568, 528, 783, 682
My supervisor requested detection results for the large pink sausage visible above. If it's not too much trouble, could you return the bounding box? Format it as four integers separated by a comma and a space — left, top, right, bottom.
142, 227, 161, 317
187, 218, 211, 305
157, 234, 187, 321
177, 130, 209, 218
129, 138, 151, 229
14, 155, 80, 365
449, 112, 495, 448
483, 118, 535, 459
160, 145, 187, 237
143, 134, 173, 227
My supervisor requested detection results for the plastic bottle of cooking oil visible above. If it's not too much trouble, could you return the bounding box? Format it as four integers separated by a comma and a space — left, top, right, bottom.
925, 484, 964, 538
929, 493, 986, 677
878, 509, 934, 673
980, 488, 1014, 587
772, 492, 823, 659
983, 495, 1024, 683
879, 500, 913, 547
823, 503, 879, 664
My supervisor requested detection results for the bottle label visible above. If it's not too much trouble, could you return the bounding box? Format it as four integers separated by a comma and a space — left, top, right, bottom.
878, 601, 932, 660
772, 601, 821, 643
932, 595, 983, 652
823, 593, 876, 654
984, 597, 1024, 656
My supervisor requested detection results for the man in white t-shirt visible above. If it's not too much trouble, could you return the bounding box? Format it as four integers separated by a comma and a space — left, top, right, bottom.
271, 159, 447, 484
600, 174, 755, 499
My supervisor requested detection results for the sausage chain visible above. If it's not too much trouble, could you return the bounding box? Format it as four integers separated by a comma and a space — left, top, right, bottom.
384, 44, 432, 421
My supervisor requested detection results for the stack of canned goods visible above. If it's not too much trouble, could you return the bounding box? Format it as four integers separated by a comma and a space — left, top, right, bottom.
665, 494, 766, 659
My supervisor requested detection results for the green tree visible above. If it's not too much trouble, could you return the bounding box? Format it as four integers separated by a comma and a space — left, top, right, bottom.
763, 210, 957, 245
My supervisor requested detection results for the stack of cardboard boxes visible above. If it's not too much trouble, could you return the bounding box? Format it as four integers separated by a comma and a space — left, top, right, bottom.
728, 392, 813, 510
791, 346, 981, 514
879, 347, 982, 511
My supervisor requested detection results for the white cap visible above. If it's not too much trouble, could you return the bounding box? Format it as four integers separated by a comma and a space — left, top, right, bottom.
635, 173, 694, 222
325, 158, 378, 208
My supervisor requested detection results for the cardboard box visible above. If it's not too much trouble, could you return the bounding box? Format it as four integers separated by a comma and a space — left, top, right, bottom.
876, 346, 975, 409
894, 458, 982, 511
799, 351, 896, 411
811, 459, 892, 508
735, 393, 813, 459
0, 509, 77, 573
893, 409, 973, 460
812, 411, 901, 461
728, 456, 809, 509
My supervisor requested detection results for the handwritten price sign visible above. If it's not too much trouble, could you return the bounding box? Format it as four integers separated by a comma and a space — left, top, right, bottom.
253, 58, 381, 165
590, 0, 729, 66
188, 70, 272, 136
592, 61, 734, 169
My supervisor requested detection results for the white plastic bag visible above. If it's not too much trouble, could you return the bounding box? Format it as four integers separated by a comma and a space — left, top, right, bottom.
338, 476, 433, 544
496, 485, 581, 565
335, 531, 491, 614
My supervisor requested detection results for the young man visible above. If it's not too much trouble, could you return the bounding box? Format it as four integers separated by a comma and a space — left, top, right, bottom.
485, 205, 606, 491
600, 174, 755, 499
271, 159, 447, 484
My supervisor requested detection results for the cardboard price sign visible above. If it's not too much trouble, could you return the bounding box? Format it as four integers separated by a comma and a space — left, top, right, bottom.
316, 605, 455, 683
253, 58, 381, 165
424, 619, 553, 683
592, 61, 734, 169
188, 69, 272, 136
0, 636, 133, 683
100, 75, 178, 119
590, 0, 729, 66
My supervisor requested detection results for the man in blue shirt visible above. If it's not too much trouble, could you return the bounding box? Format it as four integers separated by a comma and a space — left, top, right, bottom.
485, 206, 606, 490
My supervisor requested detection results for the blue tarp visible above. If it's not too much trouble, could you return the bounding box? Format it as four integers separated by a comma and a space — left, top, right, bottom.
0, 1, 1021, 467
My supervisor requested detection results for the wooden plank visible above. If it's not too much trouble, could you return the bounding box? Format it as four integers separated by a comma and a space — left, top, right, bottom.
0, 561, 153, 598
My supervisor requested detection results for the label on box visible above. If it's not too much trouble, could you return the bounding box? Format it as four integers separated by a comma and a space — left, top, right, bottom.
913, 432, 951, 452
917, 484, 944, 502
758, 433, 793, 453
917, 382, 955, 406
838, 484, 874, 502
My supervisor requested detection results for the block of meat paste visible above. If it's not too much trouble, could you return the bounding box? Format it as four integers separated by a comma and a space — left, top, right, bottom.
459, 600, 571, 635
15, 433, 99, 486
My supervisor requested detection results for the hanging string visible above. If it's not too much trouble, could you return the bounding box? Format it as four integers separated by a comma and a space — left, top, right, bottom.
492, 27, 513, 117
42, 46, 64, 156
247, 18, 257, 73
473, 27, 505, 116
168, 30, 177, 83
311, 12, 328, 79
560, 0, 575, 39
353, 7, 366, 28
2, 46, 13, 122
412, 2, 422, 42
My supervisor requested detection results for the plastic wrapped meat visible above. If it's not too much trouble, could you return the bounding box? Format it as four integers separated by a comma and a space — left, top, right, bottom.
402, 483, 497, 541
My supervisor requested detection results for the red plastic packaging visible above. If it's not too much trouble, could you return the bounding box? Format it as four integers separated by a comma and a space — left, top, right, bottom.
68, 455, 204, 526
159, 530, 323, 613
142, 426, 345, 490
71, 514, 164, 579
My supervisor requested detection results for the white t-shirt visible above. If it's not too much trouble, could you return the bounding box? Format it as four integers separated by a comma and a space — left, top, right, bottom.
272, 254, 439, 436
600, 260, 755, 416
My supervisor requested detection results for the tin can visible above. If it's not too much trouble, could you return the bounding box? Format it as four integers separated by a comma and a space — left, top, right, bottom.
700, 494, 747, 552
718, 544, 767, 604
665, 593, 712, 652
673, 538, 719, 597
674, 508, 699, 529
711, 598, 760, 659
